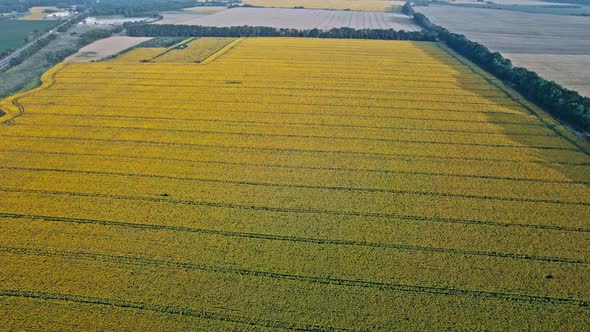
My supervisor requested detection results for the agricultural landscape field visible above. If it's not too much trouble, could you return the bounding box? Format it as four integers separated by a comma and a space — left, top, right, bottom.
154, 7, 419, 30
242, 0, 405, 11
66, 36, 153, 62
416, 5, 590, 96
18, 6, 58, 20
0, 37, 589, 330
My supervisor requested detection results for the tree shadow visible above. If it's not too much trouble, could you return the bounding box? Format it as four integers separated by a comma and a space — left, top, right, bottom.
417, 43, 590, 185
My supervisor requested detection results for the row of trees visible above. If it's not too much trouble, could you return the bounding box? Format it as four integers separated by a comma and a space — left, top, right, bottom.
87, 0, 201, 18
411, 10, 590, 131
126, 24, 437, 41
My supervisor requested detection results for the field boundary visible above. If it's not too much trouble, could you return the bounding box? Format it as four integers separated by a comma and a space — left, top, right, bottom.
1, 212, 587, 263
0, 62, 66, 124
2, 186, 589, 232
0, 289, 332, 330
2, 248, 589, 307
2, 165, 587, 206
200, 38, 242, 64
145, 37, 197, 62
2, 148, 588, 184
436, 43, 590, 156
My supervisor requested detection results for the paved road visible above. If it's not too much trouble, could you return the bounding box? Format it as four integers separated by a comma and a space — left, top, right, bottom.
0, 15, 78, 70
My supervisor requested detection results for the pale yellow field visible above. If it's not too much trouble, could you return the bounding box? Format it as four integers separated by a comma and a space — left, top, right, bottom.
0, 38, 589, 330
65, 36, 153, 62
18, 6, 57, 20
243, 0, 404, 11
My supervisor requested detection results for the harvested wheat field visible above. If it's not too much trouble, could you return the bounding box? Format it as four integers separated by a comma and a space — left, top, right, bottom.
154, 7, 419, 30
416, 5, 590, 96
502, 53, 590, 97
0, 37, 589, 330
243, 0, 404, 11
66, 36, 153, 62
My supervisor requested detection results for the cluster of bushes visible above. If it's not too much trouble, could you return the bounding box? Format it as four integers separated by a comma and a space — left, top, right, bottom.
411, 10, 590, 131
126, 24, 437, 41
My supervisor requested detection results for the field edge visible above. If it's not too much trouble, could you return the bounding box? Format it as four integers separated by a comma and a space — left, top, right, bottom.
0, 63, 66, 124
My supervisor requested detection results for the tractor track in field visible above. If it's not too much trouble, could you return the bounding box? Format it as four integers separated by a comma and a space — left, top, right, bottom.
55, 82, 508, 99
1, 247, 589, 307
0, 140, 586, 166
39, 91, 522, 108
0, 213, 588, 264
0, 63, 62, 124
0, 188, 588, 233
25, 112, 556, 137
0, 149, 587, 184
0, 133, 579, 153
0, 289, 336, 331
1, 166, 588, 206
56, 73, 496, 87
55, 79, 502, 93
22, 101, 539, 118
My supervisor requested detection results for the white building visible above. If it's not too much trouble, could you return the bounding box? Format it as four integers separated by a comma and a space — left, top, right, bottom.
83, 17, 152, 26
46, 11, 75, 19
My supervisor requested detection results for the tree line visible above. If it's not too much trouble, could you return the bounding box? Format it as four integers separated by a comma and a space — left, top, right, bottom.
126, 24, 437, 41
410, 9, 590, 132
86, 0, 196, 18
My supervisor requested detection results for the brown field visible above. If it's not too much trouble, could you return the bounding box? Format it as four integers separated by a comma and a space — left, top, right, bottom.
417, 5, 590, 96
155, 7, 419, 30
65, 36, 153, 62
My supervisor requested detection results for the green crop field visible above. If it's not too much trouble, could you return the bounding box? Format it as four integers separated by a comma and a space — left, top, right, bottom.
0, 20, 56, 54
